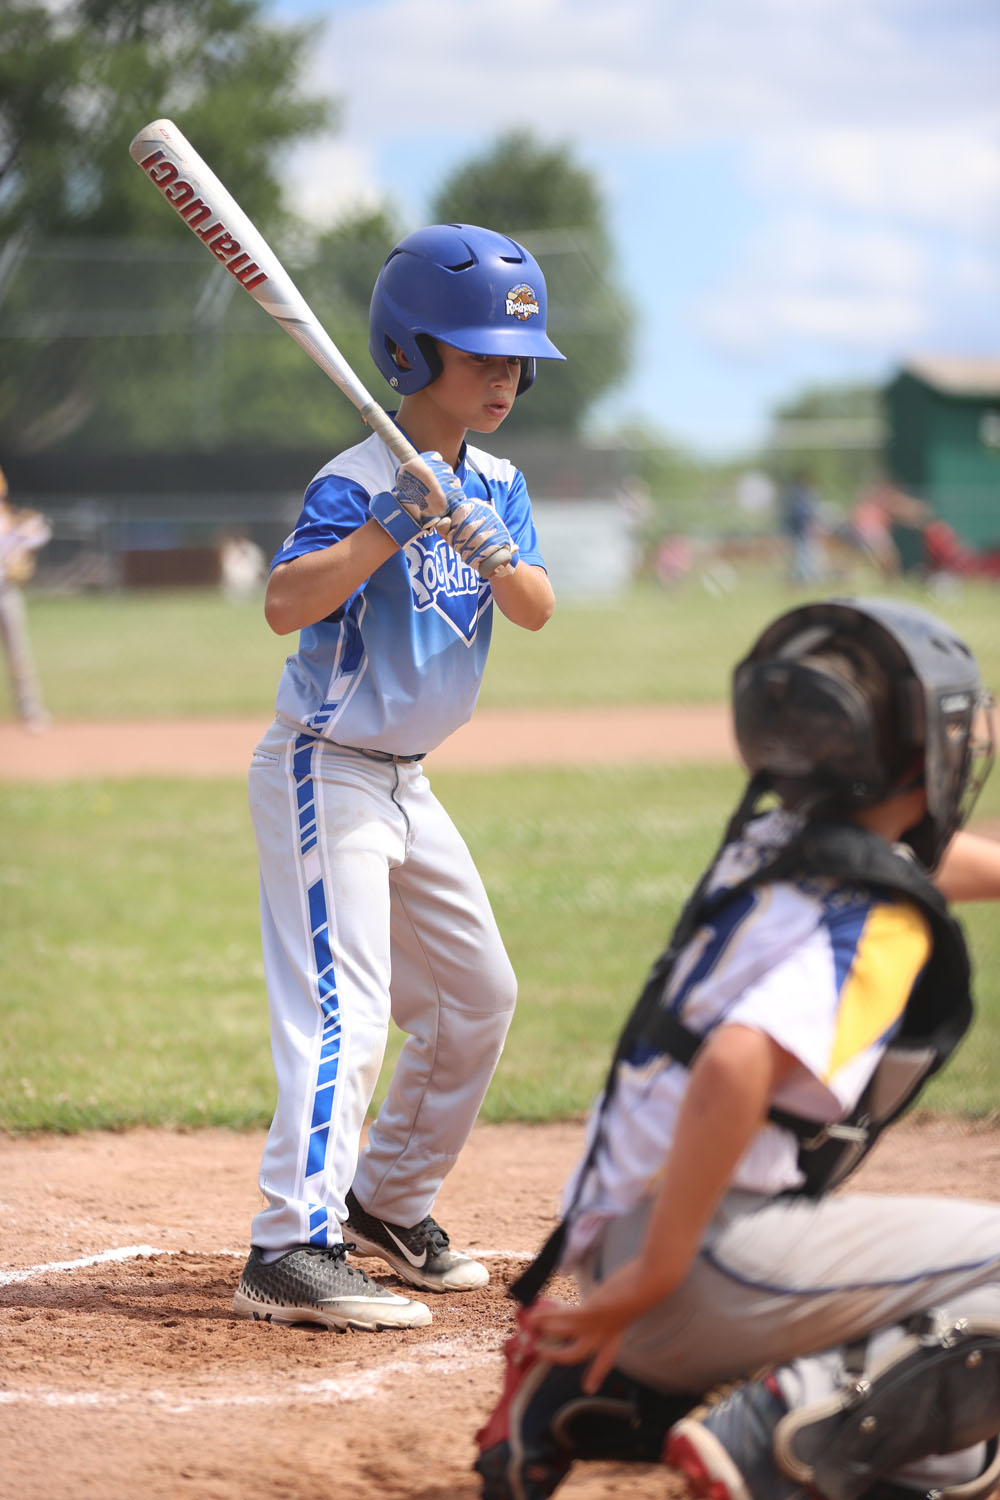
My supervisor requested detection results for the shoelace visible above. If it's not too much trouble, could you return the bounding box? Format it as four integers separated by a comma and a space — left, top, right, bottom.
305, 1242, 369, 1280
409, 1216, 450, 1254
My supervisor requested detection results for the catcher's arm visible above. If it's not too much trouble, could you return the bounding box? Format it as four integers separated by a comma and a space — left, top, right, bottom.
934, 830, 1000, 903
526, 1025, 798, 1390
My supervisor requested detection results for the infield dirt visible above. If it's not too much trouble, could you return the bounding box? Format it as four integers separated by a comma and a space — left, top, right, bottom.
2, 708, 999, 1498
3, 1117, 1000, 1500
0, 702, 736, 780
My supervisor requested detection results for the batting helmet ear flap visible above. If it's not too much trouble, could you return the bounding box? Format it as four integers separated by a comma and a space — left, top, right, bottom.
376, 328, 442, 393
413, 334, 442, 385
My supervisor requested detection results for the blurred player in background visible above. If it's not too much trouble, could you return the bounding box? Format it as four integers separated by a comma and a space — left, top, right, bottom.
232, 225, 565, 1334
217, 530, 267, 602
849, 473, 930, 580
778, 469, 824, 583
0, 462, 51, 733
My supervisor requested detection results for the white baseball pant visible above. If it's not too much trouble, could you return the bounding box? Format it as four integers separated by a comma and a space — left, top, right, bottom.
248, 717, 517, 1252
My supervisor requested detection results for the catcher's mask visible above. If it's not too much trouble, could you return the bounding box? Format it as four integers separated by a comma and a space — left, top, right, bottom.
732, 597, 995, 868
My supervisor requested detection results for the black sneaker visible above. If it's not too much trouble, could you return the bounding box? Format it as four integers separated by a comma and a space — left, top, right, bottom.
232, 1244, 432, 1331
344, 1187, 489, 1293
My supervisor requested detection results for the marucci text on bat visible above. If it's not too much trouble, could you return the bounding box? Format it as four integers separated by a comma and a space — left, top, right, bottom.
136, 149, 269, 290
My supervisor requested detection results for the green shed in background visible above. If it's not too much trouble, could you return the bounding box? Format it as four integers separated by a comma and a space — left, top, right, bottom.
884, 357, 1000, 552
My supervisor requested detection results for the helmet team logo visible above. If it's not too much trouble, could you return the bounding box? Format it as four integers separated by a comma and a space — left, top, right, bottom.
505, 283, 540, 321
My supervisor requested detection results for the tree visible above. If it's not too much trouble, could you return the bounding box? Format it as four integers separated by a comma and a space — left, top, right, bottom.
201, 207, 403, 452
431, 131, 633, 435
0, 0, 356, 458
0, 0, 333, 242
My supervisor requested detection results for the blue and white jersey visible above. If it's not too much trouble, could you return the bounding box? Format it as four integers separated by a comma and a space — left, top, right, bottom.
562, 809, 933, 1264
270, 429, 546, 754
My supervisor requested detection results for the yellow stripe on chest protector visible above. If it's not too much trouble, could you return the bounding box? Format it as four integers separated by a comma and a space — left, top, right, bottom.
826, 901, 933, 1081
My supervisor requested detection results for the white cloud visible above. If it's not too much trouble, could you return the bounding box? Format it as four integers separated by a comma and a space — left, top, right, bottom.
698, 216, 931, 357
283, 137, 383, 228
284, 0, 1000, 248
751, 127, 1000, 232
269, 0, 1000, 444
295, 0, 1000, 146
278, 1, 1000, 237
952, 249, 1000, 295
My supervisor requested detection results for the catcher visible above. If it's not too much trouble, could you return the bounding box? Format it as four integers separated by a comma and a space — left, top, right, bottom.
475, 596, 1000, 1500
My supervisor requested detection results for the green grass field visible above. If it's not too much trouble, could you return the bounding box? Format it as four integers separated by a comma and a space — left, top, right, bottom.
7, 572, 1000, 720
2, 574, 999, 1132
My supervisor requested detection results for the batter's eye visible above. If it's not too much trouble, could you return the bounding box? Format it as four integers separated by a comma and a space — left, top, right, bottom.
469, 353, 522, 367
386, 339, 412, 371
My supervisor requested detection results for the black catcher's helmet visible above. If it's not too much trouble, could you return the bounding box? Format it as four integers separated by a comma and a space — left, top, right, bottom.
732, 597, 995, 867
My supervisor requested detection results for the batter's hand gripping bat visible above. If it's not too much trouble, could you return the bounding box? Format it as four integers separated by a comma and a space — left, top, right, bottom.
128, 118, 512, 572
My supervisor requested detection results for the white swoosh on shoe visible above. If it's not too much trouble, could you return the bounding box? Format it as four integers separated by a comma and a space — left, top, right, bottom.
383, 1226, 429, 1269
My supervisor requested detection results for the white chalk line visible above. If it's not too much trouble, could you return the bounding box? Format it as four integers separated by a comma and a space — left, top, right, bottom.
0, 1244, 170, 1286
1, 1241, 535, 1410
1, 1240, 532, 1409
0, 1340, 498, 1412
0, 1243, 530, 1287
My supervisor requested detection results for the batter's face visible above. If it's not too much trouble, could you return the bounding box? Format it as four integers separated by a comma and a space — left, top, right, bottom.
427, 342, 523, 434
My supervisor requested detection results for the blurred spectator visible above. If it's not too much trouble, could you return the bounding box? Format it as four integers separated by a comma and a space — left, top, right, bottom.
218, 531, 267, 602
924, 519, 975, 580
778, 469, 824, 582
735, 469, 775, 520
0, 463, 51, 732
849, 475, 930, 579
924, 519, 1000, 585
615, 476, 654, 580
654, 532, 693, 587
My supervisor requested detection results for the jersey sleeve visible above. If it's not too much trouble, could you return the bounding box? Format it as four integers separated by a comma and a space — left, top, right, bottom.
270, 471, 373, 571
496, 467, 545, 569
727, 892, 932, 1118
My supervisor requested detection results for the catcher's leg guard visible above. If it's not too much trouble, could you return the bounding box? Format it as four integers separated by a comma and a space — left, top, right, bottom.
773, 1315, 1000, 1500
473, 1303, 693, 1500
862, 1439, 1000, 1500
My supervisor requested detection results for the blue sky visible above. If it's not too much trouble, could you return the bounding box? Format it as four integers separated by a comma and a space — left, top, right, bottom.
269, 0, 1000, 456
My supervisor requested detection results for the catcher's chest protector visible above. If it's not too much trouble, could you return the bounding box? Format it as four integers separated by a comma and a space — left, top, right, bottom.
512, 822, 973, 1306
637, 822, 974, 1197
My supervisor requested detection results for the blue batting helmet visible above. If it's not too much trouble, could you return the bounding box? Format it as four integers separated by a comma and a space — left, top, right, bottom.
369, 223, 565, 397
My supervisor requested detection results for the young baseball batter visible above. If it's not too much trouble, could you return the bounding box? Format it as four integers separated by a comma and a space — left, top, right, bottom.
232, 224, 564, 1333
475, 596, 1000, 1500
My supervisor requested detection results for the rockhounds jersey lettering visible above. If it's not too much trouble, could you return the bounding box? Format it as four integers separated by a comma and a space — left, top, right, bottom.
271, 428, 545, 755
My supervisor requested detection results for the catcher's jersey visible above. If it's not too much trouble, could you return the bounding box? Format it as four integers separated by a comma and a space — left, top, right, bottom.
271, 430, 545, 755
563, 809, 933, 1263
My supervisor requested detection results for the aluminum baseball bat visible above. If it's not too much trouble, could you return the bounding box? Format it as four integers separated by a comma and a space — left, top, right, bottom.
128, 117, 418, 466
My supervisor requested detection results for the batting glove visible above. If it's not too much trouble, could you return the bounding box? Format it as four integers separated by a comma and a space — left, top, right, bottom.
446, 497, 518, 579
369, 450, 464, 548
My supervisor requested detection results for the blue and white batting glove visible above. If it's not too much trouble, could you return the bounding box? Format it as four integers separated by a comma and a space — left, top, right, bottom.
369, 450, 463, 548
446, 497, 518, 579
